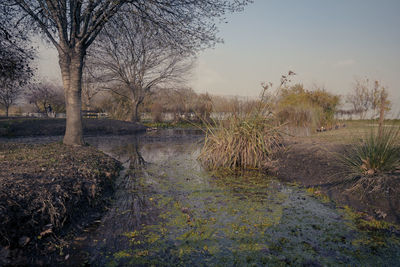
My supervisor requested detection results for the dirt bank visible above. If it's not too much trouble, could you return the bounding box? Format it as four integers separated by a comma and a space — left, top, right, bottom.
0, 143, 122, 266
0, 118, 146, 137
275, 138, 400, 224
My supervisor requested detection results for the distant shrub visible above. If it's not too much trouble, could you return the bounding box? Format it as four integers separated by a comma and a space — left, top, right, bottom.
276, 84, 340, 129
99, 93, 132, 121
151, 102, 163, 123
277, 104, 321, 128
193, 93, 213, 122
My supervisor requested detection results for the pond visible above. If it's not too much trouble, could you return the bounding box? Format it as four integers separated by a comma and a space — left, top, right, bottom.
2, 130, 400, 265
67, 130, 400, 266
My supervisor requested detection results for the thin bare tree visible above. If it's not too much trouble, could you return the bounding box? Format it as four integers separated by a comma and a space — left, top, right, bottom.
87, 14, 193, 122
346, 78, 391, 120
0, 6, 32, 83
2, 0, 250, 145
346, 78, 371, 119
0, 6, 33, 117
82, 63, 102, 111
0, 79, 24, 117
25, 81, 65, 116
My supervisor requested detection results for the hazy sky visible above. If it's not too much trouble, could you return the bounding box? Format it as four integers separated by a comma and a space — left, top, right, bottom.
37, 0, 400, 110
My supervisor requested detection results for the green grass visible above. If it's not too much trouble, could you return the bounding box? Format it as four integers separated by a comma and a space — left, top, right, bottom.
292, 120, 399, 144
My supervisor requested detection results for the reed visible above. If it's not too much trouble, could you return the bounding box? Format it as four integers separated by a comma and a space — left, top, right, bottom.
198, 110, 283, 171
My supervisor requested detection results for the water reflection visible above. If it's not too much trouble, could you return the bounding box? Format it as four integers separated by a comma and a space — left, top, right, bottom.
77, 137, 153, 265
70, 132, 400, 266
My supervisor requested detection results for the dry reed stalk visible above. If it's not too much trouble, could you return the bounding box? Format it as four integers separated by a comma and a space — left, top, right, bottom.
198, 113, 283, 171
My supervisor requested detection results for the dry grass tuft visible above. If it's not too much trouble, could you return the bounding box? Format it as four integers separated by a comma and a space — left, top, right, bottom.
198, 96, 284, 171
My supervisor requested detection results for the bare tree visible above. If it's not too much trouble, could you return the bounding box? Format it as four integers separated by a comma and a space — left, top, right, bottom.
346, 78, 391, 120
82, 64, 102, 111
346, 78, 372, 119
87, 14, 193, 122
194, 93, 213, 121
0, 40, 30, 117
0, 79, 24, 117
3, 0, 250, 145
0, 6, 33, 117
164, 88, 197, 122
371, 80, 391, 119
0, 7, 32, 82
25, 81, 65, 116
144, 87, 213, 122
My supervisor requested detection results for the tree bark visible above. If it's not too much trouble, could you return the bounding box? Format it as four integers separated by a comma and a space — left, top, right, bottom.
130, 99, 142, 122
59, 48, 85, 146
5, 106, 9, 117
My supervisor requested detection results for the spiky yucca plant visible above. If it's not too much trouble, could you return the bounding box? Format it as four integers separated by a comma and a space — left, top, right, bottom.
340, 126, 400, 176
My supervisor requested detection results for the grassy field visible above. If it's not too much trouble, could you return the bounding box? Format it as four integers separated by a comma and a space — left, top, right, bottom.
294, 120, 400, 144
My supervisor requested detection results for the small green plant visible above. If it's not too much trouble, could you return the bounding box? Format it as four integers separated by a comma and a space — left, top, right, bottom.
340, 125, 400, 176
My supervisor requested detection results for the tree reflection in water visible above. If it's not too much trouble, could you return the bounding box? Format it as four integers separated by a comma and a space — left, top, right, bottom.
80, 137, 159, 265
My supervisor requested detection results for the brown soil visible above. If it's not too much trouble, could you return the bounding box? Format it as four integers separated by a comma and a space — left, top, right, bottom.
0, 143, 122, 266
0, 118, 146, 137
275, 138, 400, 224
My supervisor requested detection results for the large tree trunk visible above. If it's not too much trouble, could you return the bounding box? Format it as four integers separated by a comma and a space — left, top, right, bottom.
130, 99, 141, 123
5, 106, 9, 117
59, 48, 85, 146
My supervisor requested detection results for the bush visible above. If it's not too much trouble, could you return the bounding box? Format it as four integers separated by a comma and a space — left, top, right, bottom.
277, 104, 322, 128
99, 93, 132, 121
151, 102, 163, 123
340, 126, 400, 176
276, 84, 340, 129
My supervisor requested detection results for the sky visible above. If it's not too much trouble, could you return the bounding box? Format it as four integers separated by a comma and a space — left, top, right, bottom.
37, 0, 400, 112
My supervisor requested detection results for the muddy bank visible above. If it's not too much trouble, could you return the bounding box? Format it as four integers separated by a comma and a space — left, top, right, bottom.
0, 118, 146, 137
275, 139, 400, 224
0, 143, 121, 266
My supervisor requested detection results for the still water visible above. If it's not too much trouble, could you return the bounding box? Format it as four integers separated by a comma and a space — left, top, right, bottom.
72, 131, 400, 266
3, 130, 400, 266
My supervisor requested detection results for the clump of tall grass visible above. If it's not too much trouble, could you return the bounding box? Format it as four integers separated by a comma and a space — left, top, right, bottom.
198, 87, 283, 171
340, 126, 400, 177
198, 114, 283, 170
